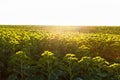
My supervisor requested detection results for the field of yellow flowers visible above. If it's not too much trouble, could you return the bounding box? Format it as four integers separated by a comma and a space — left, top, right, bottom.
0, 25, 120, 80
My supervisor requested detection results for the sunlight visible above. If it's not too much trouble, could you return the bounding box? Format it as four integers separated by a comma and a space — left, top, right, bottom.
0, 0, 120, 25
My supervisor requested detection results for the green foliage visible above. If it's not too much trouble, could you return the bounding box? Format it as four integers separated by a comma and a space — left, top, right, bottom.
106, 63, 120, 80
78, 56, 109, 80
38, 51, 59, 80
8, 51, 34, 80
0, 26, 120, 80
63, 54, 79, 80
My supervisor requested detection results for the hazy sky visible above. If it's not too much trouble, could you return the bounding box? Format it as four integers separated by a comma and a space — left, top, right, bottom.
0, 0, 120, 25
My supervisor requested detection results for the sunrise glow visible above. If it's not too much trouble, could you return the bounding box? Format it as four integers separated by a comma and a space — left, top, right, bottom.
0, 0, 120, 26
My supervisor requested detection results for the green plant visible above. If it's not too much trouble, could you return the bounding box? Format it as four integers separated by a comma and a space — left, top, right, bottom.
38, 51, 59, 80
63, 53, 79, 80
78, 56, 109, 80
8, 51, 33, 80
106, 63, 120, 80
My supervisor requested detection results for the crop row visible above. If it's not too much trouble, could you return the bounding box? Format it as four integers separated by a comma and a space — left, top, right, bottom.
0, 51, 120, 80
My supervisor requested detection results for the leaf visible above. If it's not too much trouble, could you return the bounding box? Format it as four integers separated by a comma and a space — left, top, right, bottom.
8, 74, 17, 80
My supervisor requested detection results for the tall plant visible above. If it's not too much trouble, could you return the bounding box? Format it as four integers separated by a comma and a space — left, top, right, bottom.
38, 51, 58, 80
63, 53, 79, 80
8, 51, 33, 80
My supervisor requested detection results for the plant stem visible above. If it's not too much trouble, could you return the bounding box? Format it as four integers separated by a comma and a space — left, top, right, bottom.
69, 61, 72, 80
21, 58, 23, 80
47, 60, 50, 80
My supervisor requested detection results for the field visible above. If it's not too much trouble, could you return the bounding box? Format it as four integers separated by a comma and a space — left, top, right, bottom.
0, 25, 120, 80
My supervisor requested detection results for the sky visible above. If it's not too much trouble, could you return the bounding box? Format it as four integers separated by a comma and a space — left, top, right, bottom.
0, 0, 120, 26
